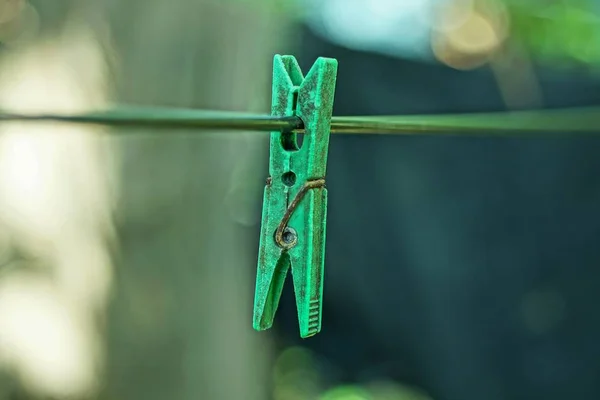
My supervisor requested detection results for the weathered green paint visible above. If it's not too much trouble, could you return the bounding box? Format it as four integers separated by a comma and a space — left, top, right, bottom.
253, 55, 338, 338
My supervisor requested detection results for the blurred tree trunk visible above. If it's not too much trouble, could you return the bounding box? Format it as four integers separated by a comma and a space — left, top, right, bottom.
100, 1, 291, 400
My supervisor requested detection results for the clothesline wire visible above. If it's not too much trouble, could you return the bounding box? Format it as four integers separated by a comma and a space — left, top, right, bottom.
0, 105, 598, 136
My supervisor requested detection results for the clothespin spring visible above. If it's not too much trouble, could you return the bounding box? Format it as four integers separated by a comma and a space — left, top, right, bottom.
274, 178, 326, 250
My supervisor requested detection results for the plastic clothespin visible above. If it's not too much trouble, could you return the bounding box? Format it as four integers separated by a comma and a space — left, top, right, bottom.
253, 54, 338, 338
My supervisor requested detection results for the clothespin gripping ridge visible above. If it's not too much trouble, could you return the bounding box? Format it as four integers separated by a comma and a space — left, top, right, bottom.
253, 55, 338, 339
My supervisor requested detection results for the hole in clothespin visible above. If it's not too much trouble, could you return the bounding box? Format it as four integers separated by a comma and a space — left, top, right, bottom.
281, 89, 304, 151
282, 171, 296, 187
291, 89, 299, 114
281, 131, 303, 151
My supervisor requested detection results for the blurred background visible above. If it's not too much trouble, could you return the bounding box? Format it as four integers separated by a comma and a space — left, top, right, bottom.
0, 0, 599, 399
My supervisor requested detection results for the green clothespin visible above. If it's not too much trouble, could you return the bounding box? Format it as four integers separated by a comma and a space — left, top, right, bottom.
253, 55, 338, 338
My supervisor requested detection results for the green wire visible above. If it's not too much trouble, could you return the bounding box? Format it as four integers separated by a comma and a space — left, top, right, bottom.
0, 105, 302, 132
331, 106, 600, 135
0, 104, 598, 136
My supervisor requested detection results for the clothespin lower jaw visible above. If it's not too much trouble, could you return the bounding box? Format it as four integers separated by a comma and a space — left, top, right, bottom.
253, 55, 338, 338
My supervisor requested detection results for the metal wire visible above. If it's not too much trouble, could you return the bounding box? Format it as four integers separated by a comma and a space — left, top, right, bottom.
331, 106, 600, 135
0, 106, 303, 132
0, 105, 599, 135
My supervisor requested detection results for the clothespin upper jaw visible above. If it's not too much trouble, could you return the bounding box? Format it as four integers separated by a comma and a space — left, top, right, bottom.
254, 55, 338, 339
